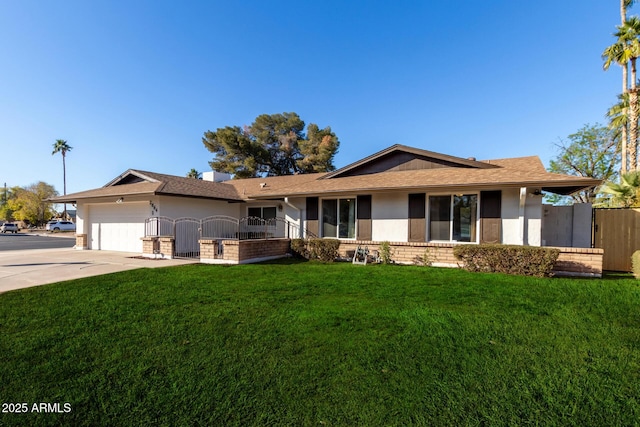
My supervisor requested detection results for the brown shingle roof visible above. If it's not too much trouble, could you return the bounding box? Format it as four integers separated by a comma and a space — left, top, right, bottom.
51, 169, 244, 203
221, 173, 327, 199
50, 182, 163, 202
131, 170, 243, 200
247, 156, 600, 198
50, 151, 601, 203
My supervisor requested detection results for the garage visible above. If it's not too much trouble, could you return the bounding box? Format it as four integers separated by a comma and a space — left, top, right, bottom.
88, 202, 149, 252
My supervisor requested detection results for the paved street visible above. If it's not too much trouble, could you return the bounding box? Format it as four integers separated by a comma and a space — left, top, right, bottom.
0, 233, 76, 251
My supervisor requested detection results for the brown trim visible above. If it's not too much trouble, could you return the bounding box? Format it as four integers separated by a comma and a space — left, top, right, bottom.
306, 197, 319, 221
480, 190, 501, 243
356, 195, 372, 240
408, 193, 426, 242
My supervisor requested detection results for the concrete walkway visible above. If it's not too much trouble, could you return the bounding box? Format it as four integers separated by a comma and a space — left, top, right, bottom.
0, 248, 198, 293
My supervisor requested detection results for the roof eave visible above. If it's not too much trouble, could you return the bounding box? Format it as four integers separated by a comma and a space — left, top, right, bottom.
246, 179, 602, 199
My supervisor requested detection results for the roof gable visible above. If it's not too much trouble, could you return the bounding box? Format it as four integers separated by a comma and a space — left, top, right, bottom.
104, 170, 160, 187
322, 144, 499, 179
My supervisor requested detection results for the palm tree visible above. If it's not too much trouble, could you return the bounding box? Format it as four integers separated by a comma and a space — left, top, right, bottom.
604, 17, 640, 172
616, 17, 640, 171
51, 139, 73, 218
607, 93, 629, 142
604, 42, 631, 173
603, 0, 638, 174
186, 168, 201, 179
600, 170, 640, 207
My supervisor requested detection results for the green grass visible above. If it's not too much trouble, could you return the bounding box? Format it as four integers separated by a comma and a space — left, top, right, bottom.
1, 260, 639, 426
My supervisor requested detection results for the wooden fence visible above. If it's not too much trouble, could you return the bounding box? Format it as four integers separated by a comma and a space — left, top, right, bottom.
593, 208, 640, 272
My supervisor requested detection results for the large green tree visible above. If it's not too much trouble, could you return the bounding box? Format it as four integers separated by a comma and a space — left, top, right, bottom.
52, 139, 72, 218
7, 182, 58, 225
548, 124, 620, 204
202, 112, 339, 178
0, 186, 17, 222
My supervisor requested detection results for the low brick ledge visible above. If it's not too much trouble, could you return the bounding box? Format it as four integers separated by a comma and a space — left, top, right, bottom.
338, 241, 603, 278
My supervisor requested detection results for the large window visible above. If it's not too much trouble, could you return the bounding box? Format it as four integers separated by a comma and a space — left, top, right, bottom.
248, 206, 277, 220
322, 198, 355, 238
428, 194, 477, 242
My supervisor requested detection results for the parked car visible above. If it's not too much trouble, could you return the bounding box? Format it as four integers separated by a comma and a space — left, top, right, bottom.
0, 223, 19, 233
46, 220, 76, 232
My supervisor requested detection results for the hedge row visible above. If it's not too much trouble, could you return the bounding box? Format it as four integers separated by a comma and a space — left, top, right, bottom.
453, 244, 560, 277
290, 238, 340, 262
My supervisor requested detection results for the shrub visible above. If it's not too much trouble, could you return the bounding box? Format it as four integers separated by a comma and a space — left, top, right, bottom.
292, 238, 340, 262
413, 247, 435, 266
379, 241, 393, 264
290, 239, 308, 259
453, 244, 560, 277
308, 238, 340, 262
632, 250, 640, 279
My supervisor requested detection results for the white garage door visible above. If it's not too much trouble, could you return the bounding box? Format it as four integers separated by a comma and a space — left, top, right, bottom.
89, 202, 149, 252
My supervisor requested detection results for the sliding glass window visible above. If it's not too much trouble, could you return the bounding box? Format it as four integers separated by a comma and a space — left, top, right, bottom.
428, 194, 478, 242
322, 198, 355, 238
453, 195, 477, 242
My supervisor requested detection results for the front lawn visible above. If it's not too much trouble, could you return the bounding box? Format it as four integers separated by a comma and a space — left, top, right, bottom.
1, 261, 639, 426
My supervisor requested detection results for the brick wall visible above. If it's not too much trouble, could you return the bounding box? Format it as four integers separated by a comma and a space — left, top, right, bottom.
221, 240, 239, 261
230, 239, 290, 263
339, 241, 458, 266
339, 240, 603, 277
141, 236, 173, 259
551, 247, 604, 277
199, 239, 219, 260
75, 234, 88, 250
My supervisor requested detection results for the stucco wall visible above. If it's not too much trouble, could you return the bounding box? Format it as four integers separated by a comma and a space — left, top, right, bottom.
525, 194, 542, 246
76, 204, 86, 235
158, 197, 241, 219
501, 188, 521, 245
371, 193, 408, 242
284, 197, 306, 238
501, 188, 542, 246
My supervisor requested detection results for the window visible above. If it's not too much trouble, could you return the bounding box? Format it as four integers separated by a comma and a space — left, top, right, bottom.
428, 194, 478, 242
322, 198, 355, 238
248, 206, 277, 220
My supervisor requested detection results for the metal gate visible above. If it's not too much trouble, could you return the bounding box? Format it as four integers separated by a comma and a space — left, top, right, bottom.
174, 218, 201, 259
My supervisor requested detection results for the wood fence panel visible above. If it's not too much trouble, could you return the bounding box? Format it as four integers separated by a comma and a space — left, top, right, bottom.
594, 208, 640, 272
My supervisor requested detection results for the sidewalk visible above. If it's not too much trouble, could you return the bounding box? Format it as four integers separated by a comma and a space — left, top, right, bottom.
0, 248, 197, 293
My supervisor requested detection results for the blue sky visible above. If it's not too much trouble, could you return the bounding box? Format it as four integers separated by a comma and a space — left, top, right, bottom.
0, 1, 626, 195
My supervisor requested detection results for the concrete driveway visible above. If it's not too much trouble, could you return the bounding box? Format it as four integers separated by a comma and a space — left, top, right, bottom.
0, 248, 198, 293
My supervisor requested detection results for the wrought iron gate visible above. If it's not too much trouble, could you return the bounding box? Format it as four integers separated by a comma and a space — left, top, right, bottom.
144, 215, 317, 260
174, 218, 201, 259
